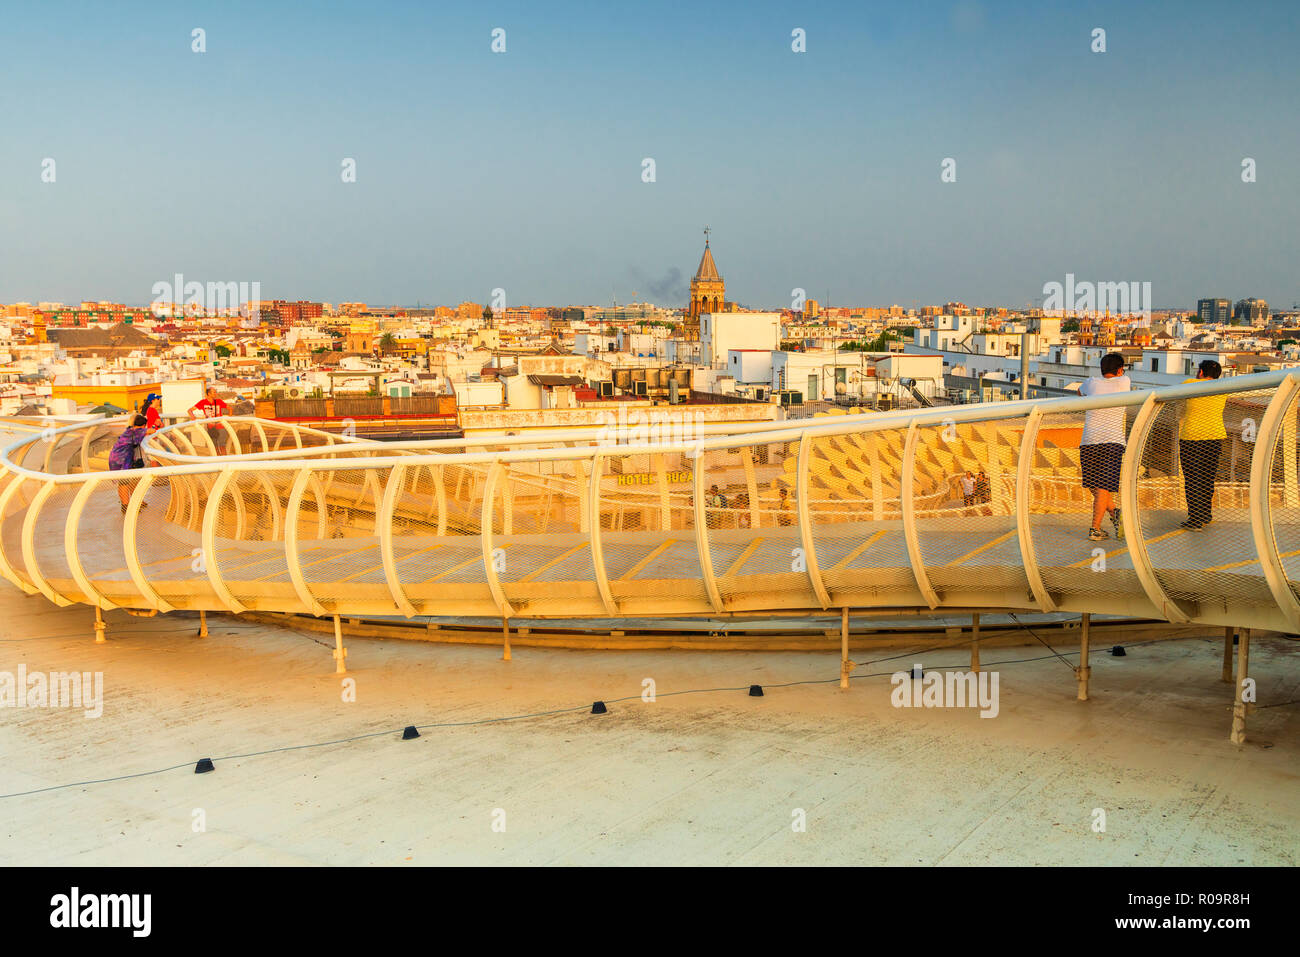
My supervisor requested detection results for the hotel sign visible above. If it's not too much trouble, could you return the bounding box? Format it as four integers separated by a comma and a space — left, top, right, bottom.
616, 470, 693, 486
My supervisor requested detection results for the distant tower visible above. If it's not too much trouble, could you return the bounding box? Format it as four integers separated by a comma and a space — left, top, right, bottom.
1078, 314, 1095, 346
686, 227, 725, 340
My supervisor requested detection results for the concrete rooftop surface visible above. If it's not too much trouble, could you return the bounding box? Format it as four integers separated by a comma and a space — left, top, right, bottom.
1, 582, 1297, 866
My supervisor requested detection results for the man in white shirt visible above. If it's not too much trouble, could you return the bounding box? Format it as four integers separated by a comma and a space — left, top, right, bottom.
961, 471, 976, 506
1078, 353, 1131, 541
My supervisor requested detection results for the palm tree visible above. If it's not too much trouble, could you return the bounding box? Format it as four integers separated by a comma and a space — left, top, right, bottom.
378, 332, 397, 355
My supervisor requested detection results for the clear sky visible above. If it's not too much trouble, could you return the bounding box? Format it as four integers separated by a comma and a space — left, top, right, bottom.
1, 0, 1297, 311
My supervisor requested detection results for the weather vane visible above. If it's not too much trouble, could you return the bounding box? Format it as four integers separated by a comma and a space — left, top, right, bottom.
703, 225, 710, 246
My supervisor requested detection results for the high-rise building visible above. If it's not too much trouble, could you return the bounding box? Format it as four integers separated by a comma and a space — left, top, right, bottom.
1234, 298, 1269, 325
1197, 298, 1231, 323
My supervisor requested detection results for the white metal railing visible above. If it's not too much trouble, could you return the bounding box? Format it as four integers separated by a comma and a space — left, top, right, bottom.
0, 369, 1297, 633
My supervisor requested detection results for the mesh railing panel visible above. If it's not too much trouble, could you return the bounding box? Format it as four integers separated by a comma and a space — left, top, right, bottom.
294, 466, 388, 614
707, 438, 814, 609
76, 479, 149, 607
133, 473, 217, 609
31, 483, 82, 602
502, 456, 601, 616
211, 469, 298, 612
604, 445, 705, 611
814, 427, 915, 604
1, 477, 38, 589
913, 417, 1028, 604
1029, 406, 1144, 606
397, 458, 498, 617
1271, 390, 1300, 606
1138, 389, 1275, 609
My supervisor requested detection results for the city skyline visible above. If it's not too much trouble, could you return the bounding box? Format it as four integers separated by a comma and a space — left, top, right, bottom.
2, 0, 1298, 308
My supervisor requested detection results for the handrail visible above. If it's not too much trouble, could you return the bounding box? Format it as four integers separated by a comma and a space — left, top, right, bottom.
0, 368, 1296, 635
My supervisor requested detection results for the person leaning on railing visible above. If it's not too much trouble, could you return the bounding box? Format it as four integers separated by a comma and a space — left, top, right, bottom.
1079, 352, 1131, 542
138, 392, 162, 468
108, 414, 150, 513
1178, 359, 1228, 531
189, 386, 230, 455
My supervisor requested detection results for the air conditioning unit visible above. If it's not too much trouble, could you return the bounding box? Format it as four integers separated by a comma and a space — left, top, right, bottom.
597, 381, 613, 397
289, 388, 301, 397
634, 381, 648, 396
753, 387, 767, 401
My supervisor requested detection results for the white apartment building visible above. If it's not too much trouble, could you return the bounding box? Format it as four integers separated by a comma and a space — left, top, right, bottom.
699, 312, 780, 367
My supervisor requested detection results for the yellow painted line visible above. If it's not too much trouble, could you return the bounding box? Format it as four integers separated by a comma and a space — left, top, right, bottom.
829, 530, 887, 572
519, 543, 590, 583
1202, 547, 1300, 573
424, 543, 511, 584
335, 542, 447, 584
252, 541, 377, 582
946, 529, 1017, 567
722, 537, 766, 578
1065, 527, 1187, 569
618, 539, 680, 581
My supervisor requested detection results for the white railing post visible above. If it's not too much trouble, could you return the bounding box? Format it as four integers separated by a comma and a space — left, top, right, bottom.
1014, 407, 1056, 612
692, 449, 726, 613
588, 453, 617, 615
1248, 375, 1300, 632
22, 482, 72, 606
795, 433, 832, 608
480, 460, 515, 618
0, 478, 36, 594
200, 468, 247, 614
1120, 394, 1192, 623
900, 423, 940, 608
65, 476, 122, 611
121, 474, 173, 612
284, 468, 328, 616
378, 463, 416, 617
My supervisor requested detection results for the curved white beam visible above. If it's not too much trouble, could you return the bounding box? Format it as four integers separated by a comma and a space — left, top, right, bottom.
121, 474, 174, 613
200, 468, 247, 614
65, 476, 119, 611
0, 477, 37, 594
900, 423, 940, 609
588, 453, 617, 615
1249, 373, 1300, 631
480, 460, 515, 618
284, 468, 329, 617
22, 482, 72, 606
378, 463, 417, 618
1120, 393, 1193, 623
692, 448, 726, 613
796, 433, 832, 608
1014, 407, 1056, 612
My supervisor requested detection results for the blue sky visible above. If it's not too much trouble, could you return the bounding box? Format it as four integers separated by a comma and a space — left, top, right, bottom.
1, 0, 1297, 310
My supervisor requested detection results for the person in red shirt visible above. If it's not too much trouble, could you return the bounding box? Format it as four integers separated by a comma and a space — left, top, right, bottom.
189, 387, 231, 454
136, 393, 163, 467
141, 393, 162, 432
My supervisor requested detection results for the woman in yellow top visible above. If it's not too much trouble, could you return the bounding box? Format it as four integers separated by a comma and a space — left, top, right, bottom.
1179, 360, 1228, 530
